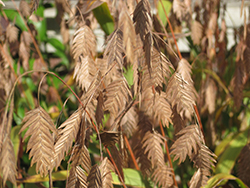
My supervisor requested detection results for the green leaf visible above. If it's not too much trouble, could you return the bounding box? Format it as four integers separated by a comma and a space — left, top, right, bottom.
10, 125, 21, 162
4, 9, 27, 31
23, 83, 35, 109
157, 0, 172, 26
17, 170, 68, 183
35, 6, 44, 17
29, 19, 47, 41
47, 38, 65, 52
214, 133, 235, 157
53, 50, 69, 68
111, 168, 149, 187
123, 65, 134, 87
205, 173, 247, 188
215, 127, 250, 174
92, 3, 114, 35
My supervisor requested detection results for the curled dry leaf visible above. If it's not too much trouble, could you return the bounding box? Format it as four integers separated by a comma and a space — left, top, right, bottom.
99, 157, 114, 188
166, 58, 198, 120
191, 144, 216, 187
70, 145, 91, 175
19, 31, 32, 71
6, 24, 18, 43
99, 131, 119, 147
67, 166, 88, 188
173, 0, 187, 21
30, 0, 39, 13
110, 145, 124, 182
205, 78, 217, 114
133, 137, 152, 177
133, 0, 152, 41
104, 77, 132, 118
72, 25, 96, 60
19, 0, 31, 18
95, 91, 104, 128
0, 136, 16, 186
104, 29, 124, 68
119, 7, 136, 64
19, 106, 57, 176
74, 55, 97, 91
238, 143, 250, 186
191, 20, 203, 45
54, 107, 83, 169
189, 168, 207, 188
170, 125, 203, 164
142, 131, 165, 168
87, 164, 102, 188
151, 165, 173, 188
120, 106, 138, 137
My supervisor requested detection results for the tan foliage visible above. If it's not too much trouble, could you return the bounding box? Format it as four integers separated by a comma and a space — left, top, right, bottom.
104, 77, 132, 118
166, 58, 198, 120
19, 106, 57, 176
104, 29, 124, 68
99, 157, 114, 188
191, 20, 203, 45
0, 136, 16, 186
72, 25, 96, 60
54, 108, 83, 169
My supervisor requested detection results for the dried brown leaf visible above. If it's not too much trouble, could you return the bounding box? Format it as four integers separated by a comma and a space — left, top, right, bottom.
54, 107, 83, 169
142, 48, 173, 91
104, 29, 124, 68
205, 78, 217, 114
133, 136, 152, 176
151, 165, 173, 188
120, 106, 138, 137
172, 105, 186, 137
191, 20, 203, 45
61, 19, 70, 45
143, 32, 153, 75
76, 0, 103, 15
133, 0, 152, 41
19, 106, 57, 176
152, 92, 172, 127
104, 77, 132, 117
191, 144, 216, 174
67, 166, 88, 188
233, 60, 244, 109
0, 136, 16, 186
137, 112, 154, 137
189, 168, 208, 188
100, 131, 119, 147
142, 131, 165, 168
170, 125, 203, 164
99, 157, 114, 188
19, 31, 32, 71
19, 0, 31, 18
119, 8, 136, 63
87, 164, 102, 188
30, 0, 39, 13
166, 59, 198, 120
238, 143, 250, 186
72, 25, 96, 60
173, 0, 188, 21
191, 144, 216, 187
95, 92, 104, 128
110, 145, 124, 182
70, 144, 91, 174
74, 55, 97, 91
6, 24, 18, 43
